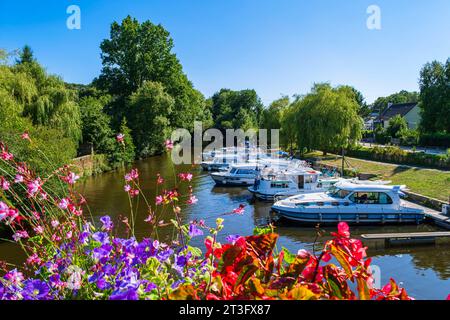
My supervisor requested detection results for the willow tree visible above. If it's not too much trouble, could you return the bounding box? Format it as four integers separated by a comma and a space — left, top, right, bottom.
292, 83, 363, 154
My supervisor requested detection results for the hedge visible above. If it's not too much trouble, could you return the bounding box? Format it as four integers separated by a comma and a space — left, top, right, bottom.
347, 146, 450, 170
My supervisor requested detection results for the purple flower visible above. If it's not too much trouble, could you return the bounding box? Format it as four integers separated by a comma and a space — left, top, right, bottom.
157, 248, 174, 262
188, 224, 203, 238
92, 245, 113, 262
92, 232, 110, 245
100, 216, 113, 232
110, 289, 138, 300
22, 279, 50, 300
144, 282, 157, 292
226, 234, 241, 244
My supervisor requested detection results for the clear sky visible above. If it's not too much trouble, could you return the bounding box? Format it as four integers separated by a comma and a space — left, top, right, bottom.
1, 0, 449, 105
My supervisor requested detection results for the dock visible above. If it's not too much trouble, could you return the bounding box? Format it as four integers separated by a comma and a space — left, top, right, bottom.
402, 200, 450, 230
361, 231, 450, 246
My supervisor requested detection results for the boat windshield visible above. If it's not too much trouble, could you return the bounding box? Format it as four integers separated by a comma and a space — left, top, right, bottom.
328, 187, 351, 199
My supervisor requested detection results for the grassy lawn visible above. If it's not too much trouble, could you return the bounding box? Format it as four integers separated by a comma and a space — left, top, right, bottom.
304, 152, 450, 201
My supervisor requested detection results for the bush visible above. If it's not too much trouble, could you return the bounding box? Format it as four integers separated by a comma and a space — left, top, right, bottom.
399, 129, 419, 146
347, 145, 450, 169
419, 132, 450, 148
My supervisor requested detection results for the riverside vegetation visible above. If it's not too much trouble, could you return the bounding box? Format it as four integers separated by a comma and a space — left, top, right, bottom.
0, 136, 425, 300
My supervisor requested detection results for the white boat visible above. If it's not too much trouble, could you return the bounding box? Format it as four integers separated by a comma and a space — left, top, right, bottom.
248, 164, 337, 201
210, 163, 259, 186
201, 154, 244, 171
210, 158, 293, 186
271, 181, 425, 225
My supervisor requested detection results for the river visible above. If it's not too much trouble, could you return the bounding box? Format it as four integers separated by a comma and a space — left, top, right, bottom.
1, 154, 449, 299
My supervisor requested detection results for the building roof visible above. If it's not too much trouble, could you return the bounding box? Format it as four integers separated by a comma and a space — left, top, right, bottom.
379, 102, 418, 121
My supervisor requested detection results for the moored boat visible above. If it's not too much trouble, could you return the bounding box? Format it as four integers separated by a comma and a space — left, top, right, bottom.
271, 181, 425, 225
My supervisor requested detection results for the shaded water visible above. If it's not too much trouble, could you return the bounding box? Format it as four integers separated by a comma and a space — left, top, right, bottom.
1, 154, 449, 299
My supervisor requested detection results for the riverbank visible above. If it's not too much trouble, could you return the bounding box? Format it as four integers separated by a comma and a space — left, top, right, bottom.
306, 152, 450, 202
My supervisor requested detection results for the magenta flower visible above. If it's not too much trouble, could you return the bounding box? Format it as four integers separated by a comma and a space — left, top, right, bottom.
165, 139, 174, 151
12, 230, 29, 242
14, 174, 24, 183
124, 169, 139, 182
124, 184, 131, 192
65, 172, 80, 185
187, 195, 198, 205
33, 226, 44, 234
155, 195, 163, 206
178, 173, 193, 182
0, 150, 13, 161
116, 133, 125, 143
51, 220, 59, 228
27, 179, 41, 196
58, 198, 70, 210
232, 204, 245, 215
0, 201, 9, 220
1, 177, 10, 190
21, 132, 31, 141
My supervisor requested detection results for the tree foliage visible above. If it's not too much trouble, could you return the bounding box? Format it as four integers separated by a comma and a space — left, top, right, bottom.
210, 89, 264, 131
419, 58, 450, 134
94, 16, 208, 131
127, 81, 174, 157
372, 90, 419, 114
290, 84, 363, 153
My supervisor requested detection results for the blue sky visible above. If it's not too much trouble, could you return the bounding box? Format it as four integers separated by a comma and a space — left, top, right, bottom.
1, 0, 449, 104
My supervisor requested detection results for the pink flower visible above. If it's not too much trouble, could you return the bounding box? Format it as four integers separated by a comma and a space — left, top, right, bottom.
178, 173, 193, 182
165, 139, 174, 150
125, 169, 139, 182
0, 150, 13, 161
187, 195, 198, 205
156, 174, 164, 185
124, 184, 131, 192
0, 201, 8, 220
66, 230, 73, 239
1, 177, 10, 190
4, 269, 24, 285
51, 220, 60, 228
14, 174, 24, 183
26, 253, 41, 266
129, 189, 139, 198
156, 195, 164, 206
21, 132, 30, 141
12, 230, 29, 242
337, 222, 350, 238
27, 179, 41, 196
233, 204, 245, 215
58, 198, 70, 210
116, 133, 124, 143
297, 249, 310, 259
65, 172, 80, 185
33, 226, 44, 234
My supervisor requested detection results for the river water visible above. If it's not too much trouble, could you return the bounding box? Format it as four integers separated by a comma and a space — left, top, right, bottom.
1, 154, 449, 299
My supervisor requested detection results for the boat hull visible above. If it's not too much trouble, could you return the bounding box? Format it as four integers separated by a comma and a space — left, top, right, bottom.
211, 174, 255, 186
271, 207, 425, 225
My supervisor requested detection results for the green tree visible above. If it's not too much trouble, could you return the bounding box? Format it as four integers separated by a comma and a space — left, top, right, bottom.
16, 45, 35, 65
107, 118, 135, 168
94, 16, 207, 131
386, 114, 407, 138
372, 90, 419, 114
210, 89, 264, 131
419, 58, 450, 133
127, 81, 174, 157
291, 83, 363, 154
79, 95, 114, 154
